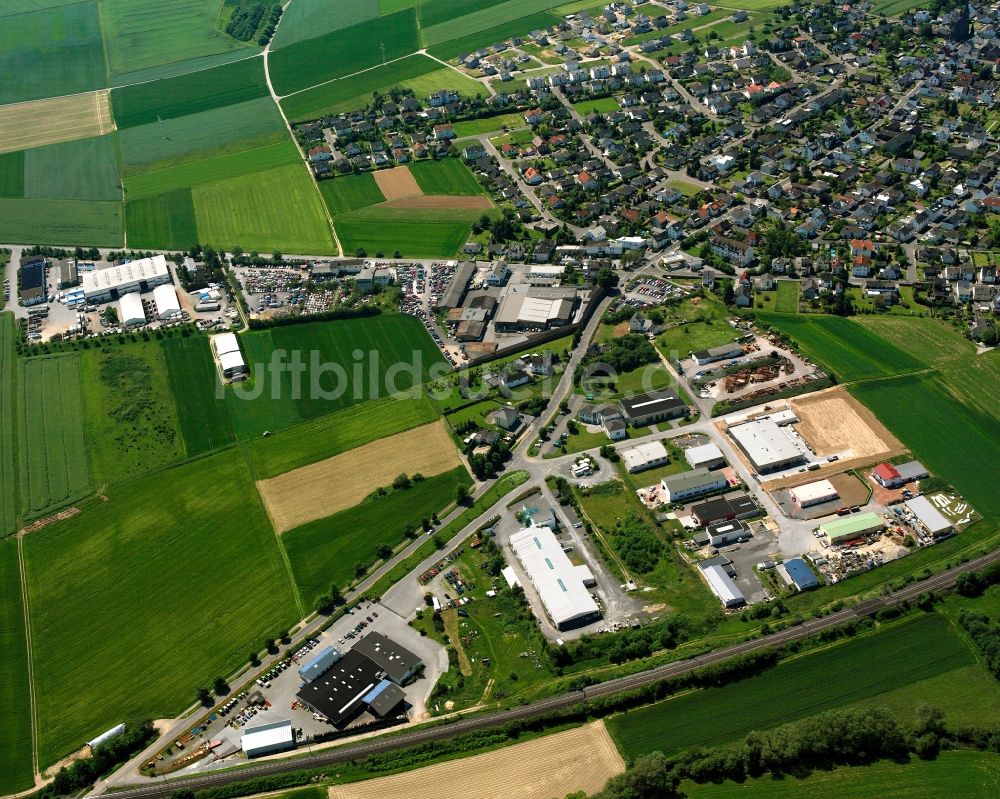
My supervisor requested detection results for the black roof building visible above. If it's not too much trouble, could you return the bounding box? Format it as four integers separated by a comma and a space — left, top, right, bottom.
352, 632, 421, 684
619, 389, 686, 426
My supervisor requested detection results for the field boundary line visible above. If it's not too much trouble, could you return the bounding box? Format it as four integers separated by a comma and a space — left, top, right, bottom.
16, 533, 40, 784
277, 51, 422, 100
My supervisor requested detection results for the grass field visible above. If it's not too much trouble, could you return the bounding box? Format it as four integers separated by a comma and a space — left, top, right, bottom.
939, 350, 1000, 424
0, 152, 24, 198
396, 65, 485, 101
852, 316, 975, 368
99, 0, 255, 77
849, 374, 1000, 519
319, 173, 387, 215
0, 90, 113, 156
572, 96, 620, 115
0, 197, 123, 247
334, 215, 473, 258
0, 1, 105, 105
657, 320, 736, 359
0, 538, 33, 793
271, 0, 379, 49
773, 279, 799, 313
244, 393, 439, 477
0, 314, 18, 536
24, 451, 300, 765
426, 10, 560, 60
19, 355, 91, 517
23, 135, 121, 202
160, 336, 236, 456
79, 343, 185, 488
125, 190, 198, 250
283, 465, 471, 603
111, 55, 270, 129
224, 314, 446, 437
409, 158, 485, 195
607, 614, 983, 760
870, 0, 930, 15
682, 751, 1000, 799
421, 0, 554, 46
260, 420, 461, 532
452, 112, 528, 137
761, 314, 926, 382
269, 9, 420, 96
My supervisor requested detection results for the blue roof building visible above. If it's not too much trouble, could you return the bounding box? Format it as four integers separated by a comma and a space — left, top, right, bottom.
782, 558, 819, 591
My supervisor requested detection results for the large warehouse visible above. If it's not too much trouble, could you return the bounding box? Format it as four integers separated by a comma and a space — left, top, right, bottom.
685, 442, 725, 470
212, 332, 248, 380
728, 417, 806, 474
82, 255, 171, 302
241, 719, 295, 758
789, 479, 839, 508
620, 389, 687, 427
509, 525, 599, 630
118, 292, 146, 327
153, 283, 181, 320
661, 467, 728, 503
905, 496, 952, 538
494, 292, 575, 331
698, 558, 745, 608
621, 441, 669, 473
819, 512, 884, 545
691, 493, 760, 527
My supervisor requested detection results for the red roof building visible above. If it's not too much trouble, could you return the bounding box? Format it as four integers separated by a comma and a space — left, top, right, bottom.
872, 463, 902, 488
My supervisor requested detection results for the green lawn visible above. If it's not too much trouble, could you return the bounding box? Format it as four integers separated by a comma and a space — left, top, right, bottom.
319, 173, 387, 215
0, 197, 123, 247
160, 336, 236, 456
24, 451, 300, 766
682, 751, 1000, 799
607, 613, 985, 760
572, 96, 620, 115
409, 158, 485, 196
452, 112, 530, 137
18, 355, 91, 517
665, 179, 705, 197
657, 321, 737, 360
0, 313, 19, 536
773, 280, 799, 313
0, 538, 33, 793
283, 465, 471, 603
271, 0, 379, 49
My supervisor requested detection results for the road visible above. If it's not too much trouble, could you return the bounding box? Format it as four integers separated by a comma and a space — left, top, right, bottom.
89, 544, 1000, 799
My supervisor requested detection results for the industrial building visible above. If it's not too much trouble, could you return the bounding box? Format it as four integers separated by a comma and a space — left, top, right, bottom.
728, 417, 806, 474
690, 493, 759, 527
789, 479, 839, 508
684, 442, 725, 470
692, 519, 751, 548
153, 284, 181, 320
779, 558, 819, 591
619, 389, 687, 427
661, 467, 728, 503
509, 525, 599, 630
212, 332, 248, 379
118, 292, 146, 327
241, 719, 295, 758
298, 646, 342, 683
692, 342, 743, 365
905, 496, 953, 538
82, 255, 171, 302
819, 512, 884, 545
698, 558, 745, 608
434, 261, 476, 310
620, 441, 669, 473
19, 257, 47, 306
352, 632, 422, 684
58, 259, 79, 289
871, 460, 929, 488
494, 291, 575, 331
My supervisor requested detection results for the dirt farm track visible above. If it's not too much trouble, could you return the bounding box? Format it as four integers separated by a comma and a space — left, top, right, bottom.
326, 722, 625, 799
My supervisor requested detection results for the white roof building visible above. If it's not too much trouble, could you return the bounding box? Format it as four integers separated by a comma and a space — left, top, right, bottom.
728, 417, 806, 473
789, 479, 838, 508
212, 332, 248, 378
698, 562, 744, 608
241, 719, 295, 758
153, 283, 181, 319
620, 441, 669, 473
509, 525, 599, 630
82, 254, 171, 302
905, 496, 952, 536
684, 442, 725, 469
118, 292, 146, 327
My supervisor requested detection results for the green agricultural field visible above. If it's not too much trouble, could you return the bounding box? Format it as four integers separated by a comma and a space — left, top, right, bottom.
245, 394, 439, 478
0, 314, 18, 536
409, 158, 485, 195
118, 97, 285, 168
0, 538, 33, 793
125, 190, 198, 250
334, 215, 473, 259
452, 112, 528, 137
939, 350, 1000, 424
870, 0, 930, 15
79, 343, 185, 488
572, 96, 620, 115
760, 314, 925, 382
657, 320, 736, 359
849, 374, 1000, 520
125, 130, 291, 179
160, 336, 236, 456
421, 0, 554, 46
189, 163, 334, 253
111, 55, 270, 129
19, 355, 91, 517
0, 198, 123, 247
99, 0, 255, 78
280, 53, 439, 121
0, 2, 105, 104
269, 9, 420, 96
24, 452, 300, 765
607, 614, 983, 760
224, 314, 446, 437
397, 65, 486, 101
426, 10, 560, 60
124, 139, 299, 199
417, 0, 508, 28
682, 751, 1000, 799
3, 0, 89, 13
852, 316, 975, 368
271, 0, 379, 49
773, 279, 799, 313
0, 151, 26, 198
283, 465, 471, 604
319, 173, 386, 215
22, 135, 121, 202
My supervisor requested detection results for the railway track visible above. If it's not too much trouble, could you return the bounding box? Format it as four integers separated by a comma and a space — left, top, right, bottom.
99, 547, 1000, 799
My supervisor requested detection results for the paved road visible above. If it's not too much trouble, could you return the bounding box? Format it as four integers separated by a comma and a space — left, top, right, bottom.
88, 544, 1000, 799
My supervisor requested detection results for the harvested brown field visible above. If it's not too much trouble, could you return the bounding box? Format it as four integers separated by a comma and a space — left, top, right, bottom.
373, 166, 422, 200
381, 194, 493, 210
326, 721, 625, 799
827, 472, 872, 507
0, 90, 113, 154
790, 387, 901, 458
258, 420, 461, 533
